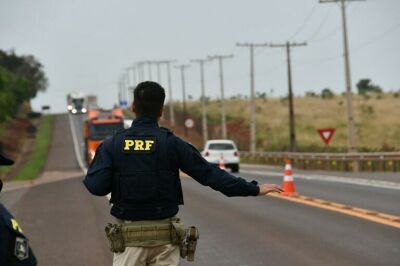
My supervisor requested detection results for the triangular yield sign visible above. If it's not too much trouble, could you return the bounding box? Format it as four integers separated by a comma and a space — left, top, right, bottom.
317, 128, 336, 145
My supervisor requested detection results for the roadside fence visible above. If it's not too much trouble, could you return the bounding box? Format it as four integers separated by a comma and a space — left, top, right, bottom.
240, 151, 400, 172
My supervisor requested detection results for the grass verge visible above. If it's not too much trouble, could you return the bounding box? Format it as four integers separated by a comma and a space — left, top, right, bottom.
13, 115, 54, 181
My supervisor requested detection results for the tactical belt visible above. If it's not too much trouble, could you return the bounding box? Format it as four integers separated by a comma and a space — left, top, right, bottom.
105, 217, 199, 261
121, 219, 176, 247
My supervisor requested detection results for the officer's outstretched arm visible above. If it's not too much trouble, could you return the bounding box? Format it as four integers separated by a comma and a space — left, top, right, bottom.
174, 137, 260, 197
83, 141, 113, 196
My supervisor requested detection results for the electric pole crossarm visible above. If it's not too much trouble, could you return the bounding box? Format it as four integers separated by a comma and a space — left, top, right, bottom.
319, 0, 365, 3
270, 42, 307, 47
236, 42, 269, 47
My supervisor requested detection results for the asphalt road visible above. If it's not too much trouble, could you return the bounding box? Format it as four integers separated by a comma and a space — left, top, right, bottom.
1, 113, 399, 266
1, 114, 113, 266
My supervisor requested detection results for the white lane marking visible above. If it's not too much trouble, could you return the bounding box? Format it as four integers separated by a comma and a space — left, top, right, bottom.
68, 114, 111, 200
68, 114, 88, 173
241, 169, 400, 191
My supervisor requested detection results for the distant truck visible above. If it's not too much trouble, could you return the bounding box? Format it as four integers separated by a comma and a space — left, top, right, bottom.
83, 108, 124, 165
67, 92, 87, 114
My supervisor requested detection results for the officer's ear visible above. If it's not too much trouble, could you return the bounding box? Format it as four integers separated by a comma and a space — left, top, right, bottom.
158, 106, 163, 117
131, 103, 136, 114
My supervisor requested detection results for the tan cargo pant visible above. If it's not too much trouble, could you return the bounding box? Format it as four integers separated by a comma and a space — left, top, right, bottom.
113, 244, 180, 266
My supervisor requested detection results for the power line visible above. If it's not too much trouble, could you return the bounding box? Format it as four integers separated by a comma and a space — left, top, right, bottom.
288, 2, 319, 40
307, 6, 332, 41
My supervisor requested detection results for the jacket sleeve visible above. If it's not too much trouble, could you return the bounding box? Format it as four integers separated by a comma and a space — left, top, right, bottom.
171, 136, 260, 197
83, 137, 113, 196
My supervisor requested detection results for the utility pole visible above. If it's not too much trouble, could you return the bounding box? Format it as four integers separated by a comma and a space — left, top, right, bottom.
190, 58, 210, 144
123, 71, 130, 105
118, 75, 126, 107
126, 66, 136, 103
208, 54, 233, 139
118, 79, 122, 106
236, 42, 269, 153
175, 64, 190, 137
160, 60, 177, 126
128, 65, 137, 86
270, 41, 307, 152
319, 0, 363, 171
153, 61, 163, 83
146, 61, 153, 81
136, 62, 145, 82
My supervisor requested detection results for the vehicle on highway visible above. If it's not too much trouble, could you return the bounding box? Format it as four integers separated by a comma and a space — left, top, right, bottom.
202, 139, 240, 172
83, 108, 124, 164
67, 92, 87, 114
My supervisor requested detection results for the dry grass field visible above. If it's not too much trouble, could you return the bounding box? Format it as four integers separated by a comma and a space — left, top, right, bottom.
180, 93, 400, 152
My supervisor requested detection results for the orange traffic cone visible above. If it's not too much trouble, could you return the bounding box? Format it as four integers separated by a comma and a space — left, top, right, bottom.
282, 160, 297, 196
219, 154, 226, 170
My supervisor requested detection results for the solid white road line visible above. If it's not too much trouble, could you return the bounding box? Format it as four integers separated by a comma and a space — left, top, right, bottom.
240, 169, 400, 191
68, 114, 88, 173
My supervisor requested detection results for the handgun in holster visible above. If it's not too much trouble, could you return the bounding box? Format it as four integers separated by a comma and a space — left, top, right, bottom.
180, 226, 199, 262
105, 223, 125, 253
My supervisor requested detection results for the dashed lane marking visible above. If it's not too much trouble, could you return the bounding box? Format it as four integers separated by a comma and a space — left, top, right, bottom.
269, 193, 400, 229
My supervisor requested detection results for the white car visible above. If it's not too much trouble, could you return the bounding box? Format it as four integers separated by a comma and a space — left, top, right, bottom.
202, 139, 240, 173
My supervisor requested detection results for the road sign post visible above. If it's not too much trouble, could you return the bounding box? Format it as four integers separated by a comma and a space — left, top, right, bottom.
185, 118, 195, 139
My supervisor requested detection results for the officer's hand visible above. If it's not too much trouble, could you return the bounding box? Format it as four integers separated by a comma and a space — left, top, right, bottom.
258, 184, 284, 195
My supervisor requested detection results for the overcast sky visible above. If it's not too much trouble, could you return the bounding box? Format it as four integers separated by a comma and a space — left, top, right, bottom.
1, 0, 399, 112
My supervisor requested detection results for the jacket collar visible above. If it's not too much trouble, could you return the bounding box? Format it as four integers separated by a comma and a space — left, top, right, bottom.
131, 116, 159, 128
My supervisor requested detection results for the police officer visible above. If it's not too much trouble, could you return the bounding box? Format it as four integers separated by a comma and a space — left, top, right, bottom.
84, 81, 283, 266
0, 154, 37, 265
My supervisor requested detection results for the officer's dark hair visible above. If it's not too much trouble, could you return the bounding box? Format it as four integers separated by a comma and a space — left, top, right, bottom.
133, 81, 166, 118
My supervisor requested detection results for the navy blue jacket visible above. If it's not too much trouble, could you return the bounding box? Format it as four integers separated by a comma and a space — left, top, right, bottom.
0, 204, 37, 265
84, 117, 259, 220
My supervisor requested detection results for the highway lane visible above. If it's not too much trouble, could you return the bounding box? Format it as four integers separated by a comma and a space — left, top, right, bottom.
239, 169, 400, 216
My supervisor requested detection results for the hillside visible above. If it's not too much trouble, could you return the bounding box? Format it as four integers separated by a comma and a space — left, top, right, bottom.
165, 92, 400, 152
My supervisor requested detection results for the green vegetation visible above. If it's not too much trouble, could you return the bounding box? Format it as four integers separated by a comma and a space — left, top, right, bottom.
356, 79, 382, 95
13, 115, 54, 181
0, 50, 48, 121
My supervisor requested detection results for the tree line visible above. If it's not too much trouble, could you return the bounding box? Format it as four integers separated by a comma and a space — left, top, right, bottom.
0, 50, 48, 121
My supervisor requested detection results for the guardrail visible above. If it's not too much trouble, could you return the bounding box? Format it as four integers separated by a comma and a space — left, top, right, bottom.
240, 151, 400, 172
